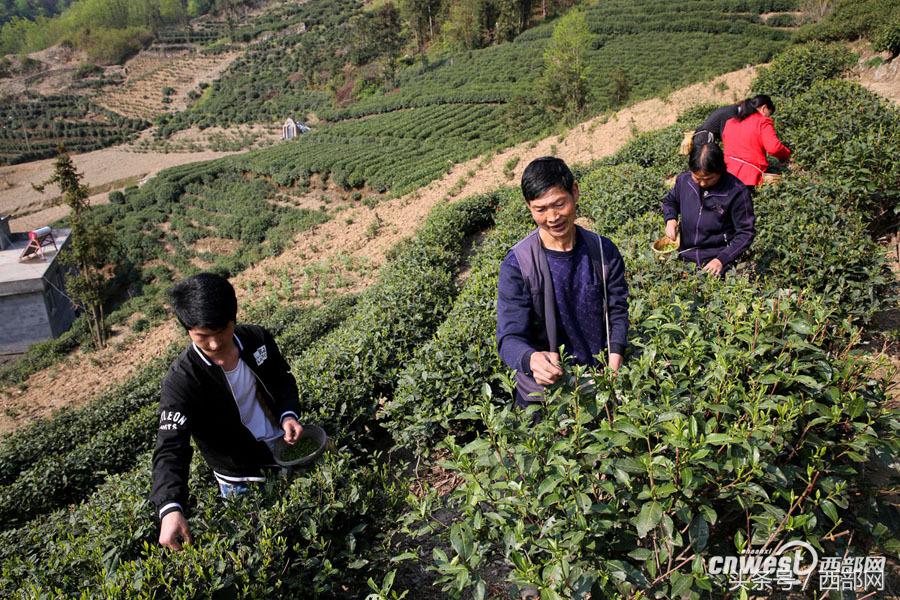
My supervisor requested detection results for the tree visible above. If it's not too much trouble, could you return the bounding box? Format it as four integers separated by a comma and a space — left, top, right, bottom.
33, 148, 115, 348
538, 8, 592, 117
443, 0, 485, 50
399, 0, 441, 51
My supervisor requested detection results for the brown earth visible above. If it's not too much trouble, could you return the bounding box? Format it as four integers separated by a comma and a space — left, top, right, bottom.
0, 146, 240, 233
93, 50, 241, 120
0, 64, 762, 436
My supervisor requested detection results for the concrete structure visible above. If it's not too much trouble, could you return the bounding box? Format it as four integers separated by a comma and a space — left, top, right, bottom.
0, 227, 74, 354
282, 117, 311, 140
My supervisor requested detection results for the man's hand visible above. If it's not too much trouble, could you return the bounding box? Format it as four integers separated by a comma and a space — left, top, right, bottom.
608, 353, 623, 372
530, 351, 563, 386
159, 511, 192, 551
665, 219, 678, 241
282, 417, 303, 444
702, 258, 724, 277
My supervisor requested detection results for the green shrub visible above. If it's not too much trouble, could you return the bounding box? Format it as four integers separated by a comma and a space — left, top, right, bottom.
410, 244, 895, 597
796, 0, 900, 44
579, 163, 667, 233
873, 19, 900, 57
291, 194, 499, 433
382, 190, 529, 451
775, 79, 900, 221
751, 42, 855, 99
108, 189, 125, 204
599, 124, 685, 178
751, 175, 890, 320
0, 449, 404, 598
765, 13, 797, 27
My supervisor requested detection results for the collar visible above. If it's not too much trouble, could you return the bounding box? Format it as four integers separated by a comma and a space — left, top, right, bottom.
192, 332, 244, 367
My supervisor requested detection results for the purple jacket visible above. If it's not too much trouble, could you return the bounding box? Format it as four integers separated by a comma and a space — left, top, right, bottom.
661, 171, 755, 268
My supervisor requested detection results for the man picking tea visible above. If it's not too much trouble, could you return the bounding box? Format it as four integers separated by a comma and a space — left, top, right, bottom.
151, 273, 303, 551
497, 157, 629, 407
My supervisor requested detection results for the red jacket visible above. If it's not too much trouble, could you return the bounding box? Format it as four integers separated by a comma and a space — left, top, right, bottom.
722, 112, 790, 186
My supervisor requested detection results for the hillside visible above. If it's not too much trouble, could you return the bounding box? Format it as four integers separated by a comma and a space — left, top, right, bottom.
0, 0, 896, 597
0, 65, 757, 435
0, 41, 895, 596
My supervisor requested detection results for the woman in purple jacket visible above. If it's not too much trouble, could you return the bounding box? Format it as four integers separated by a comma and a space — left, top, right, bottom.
662, 142, 755, 276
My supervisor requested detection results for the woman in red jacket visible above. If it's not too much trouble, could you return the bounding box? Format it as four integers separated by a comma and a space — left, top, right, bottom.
722, 95, 790, 191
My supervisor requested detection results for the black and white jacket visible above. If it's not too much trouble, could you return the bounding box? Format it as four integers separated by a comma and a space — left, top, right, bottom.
150, 324, 301, 520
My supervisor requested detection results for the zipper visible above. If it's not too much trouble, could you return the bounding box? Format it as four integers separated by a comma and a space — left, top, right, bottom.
693, 181, 703, 266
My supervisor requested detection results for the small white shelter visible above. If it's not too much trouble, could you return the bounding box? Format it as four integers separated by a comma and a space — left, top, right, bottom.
282, 117, 311, 140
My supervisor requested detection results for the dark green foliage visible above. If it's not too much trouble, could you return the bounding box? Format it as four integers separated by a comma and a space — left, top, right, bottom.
765, 13, 797, 27
579, 163, 667, 233
0, 348, 176, 486
752, 175, 890, 320
751, 41, 855, 98
107, 189, 125, 204
795, 0, 900, 45
0, 93, 148, 164
381, 189, 530, 451
244, 294, 360, 360
419, 276, 895, 596
291, 194, 499, 432
775, 79, 900, 222
599, 124, 686, 179
0, 449, 405, 598
873, 18, 900, 57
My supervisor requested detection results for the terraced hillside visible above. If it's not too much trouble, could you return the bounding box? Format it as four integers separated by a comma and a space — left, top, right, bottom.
0, 41, 896, 597
160, 0, 794, 197
0, 93, 147, 165
93, 50, 241, 120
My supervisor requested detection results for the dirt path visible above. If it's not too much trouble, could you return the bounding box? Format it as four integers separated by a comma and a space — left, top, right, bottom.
0, 66, 759, 436
0, 147, 241, 232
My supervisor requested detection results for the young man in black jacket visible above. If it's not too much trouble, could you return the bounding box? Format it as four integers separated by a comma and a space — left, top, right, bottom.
151, 273, 304, 551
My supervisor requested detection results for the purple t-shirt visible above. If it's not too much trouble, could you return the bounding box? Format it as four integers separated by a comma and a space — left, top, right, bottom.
506, 234, 606, 368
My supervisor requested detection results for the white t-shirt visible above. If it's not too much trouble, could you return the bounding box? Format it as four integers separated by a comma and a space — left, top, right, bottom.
224, 359, 282, 444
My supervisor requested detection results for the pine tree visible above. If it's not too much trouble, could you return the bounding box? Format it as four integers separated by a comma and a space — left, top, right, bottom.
33, 147, 115, 349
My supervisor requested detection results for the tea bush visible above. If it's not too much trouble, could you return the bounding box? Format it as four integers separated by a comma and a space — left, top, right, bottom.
0, 296, 361, 527
291, 193, 499, 432
0, 346, 177, 485
598, 125, 686, 179
775, 79, 900, 223
752, 175, 890, 320
751, 41, 855, 99
407, 207, 896, 597
795, 0, 900, 45
0, 93, 147, 164
578, 163, 667, 232
0, 448, 405, 598
381, 190, 531, 451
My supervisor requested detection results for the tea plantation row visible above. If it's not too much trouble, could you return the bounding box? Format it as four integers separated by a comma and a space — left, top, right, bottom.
0, 93, 147, 165
156, 0, 792, 198
384, 57, 897, 597
0, 40, 895, 598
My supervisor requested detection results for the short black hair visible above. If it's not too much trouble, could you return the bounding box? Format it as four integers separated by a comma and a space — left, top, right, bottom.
520, 156, 575, 202
688, 141, 726, 174
169, 272, 238, 331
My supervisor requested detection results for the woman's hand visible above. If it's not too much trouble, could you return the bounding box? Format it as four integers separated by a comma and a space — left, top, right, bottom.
702, 258, 724, 276
665, 219, 678, 241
